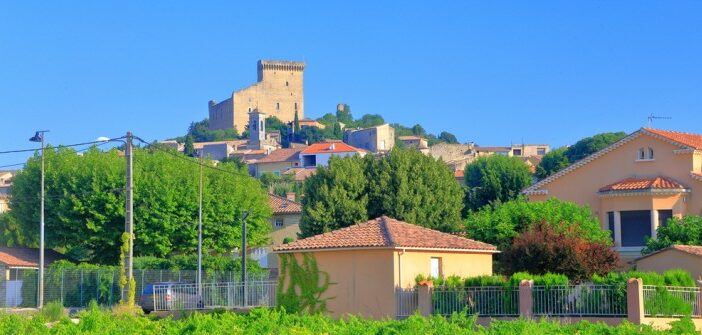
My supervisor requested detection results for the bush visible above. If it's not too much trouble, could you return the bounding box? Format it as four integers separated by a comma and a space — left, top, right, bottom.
502, 222, 620, 280
39, 301, 66, 322
643, 215, 702, 254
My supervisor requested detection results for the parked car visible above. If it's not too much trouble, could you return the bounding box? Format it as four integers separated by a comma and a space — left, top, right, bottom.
140, 282, 203, 313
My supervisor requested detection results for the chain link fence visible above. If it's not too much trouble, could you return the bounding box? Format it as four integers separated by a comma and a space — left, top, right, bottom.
0, 267, 271, 308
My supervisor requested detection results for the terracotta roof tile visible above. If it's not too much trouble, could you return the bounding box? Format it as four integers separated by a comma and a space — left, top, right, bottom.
301, 142, 363, 155
636, 245, 702, 261
283, 167, 317, 181
599, 176, 688, 192
0, 247, 69, 268
255, 148, 303, 164
454, 170, 464, 178
268, 194, 302, 214
273, 216, 497, 252
644, 128, 702, 150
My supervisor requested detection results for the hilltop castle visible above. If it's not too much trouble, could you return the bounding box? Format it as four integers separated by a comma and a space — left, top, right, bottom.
208, 60, 305, 132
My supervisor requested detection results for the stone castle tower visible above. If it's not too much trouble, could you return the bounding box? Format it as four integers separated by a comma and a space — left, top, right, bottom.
208, 60, 305, 133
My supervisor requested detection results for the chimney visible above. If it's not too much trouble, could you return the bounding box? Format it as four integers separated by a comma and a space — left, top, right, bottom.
329, 143, 335, 150
286, 192, 296, 201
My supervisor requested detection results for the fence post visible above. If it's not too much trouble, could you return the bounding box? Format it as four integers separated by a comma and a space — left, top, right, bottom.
417, 280, 433, 316
696, 280, 702, 317
519, 280, 534, 319
60, 270, 64, 305
626, 278, 644, 325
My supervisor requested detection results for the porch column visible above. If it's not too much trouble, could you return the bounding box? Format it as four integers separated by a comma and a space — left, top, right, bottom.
650, 209, 659, 240
614, 211, 622, 247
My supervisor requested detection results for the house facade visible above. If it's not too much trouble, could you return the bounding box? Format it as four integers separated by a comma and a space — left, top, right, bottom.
274, 216, 497, 319
252, 148, 303, 177
0, 171, 15, 214
343, 124, 395, 153
524, 128, 702, 258
299, 142, 365, 168
635, 245, 702, 280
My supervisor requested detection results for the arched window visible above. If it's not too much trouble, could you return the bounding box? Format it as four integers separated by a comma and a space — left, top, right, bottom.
276, 102, 280, 111
638, 148, 645, 160
648, 147, 654, 159
286, 81, 289, 86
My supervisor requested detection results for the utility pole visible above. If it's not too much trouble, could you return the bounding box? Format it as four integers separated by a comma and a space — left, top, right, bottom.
29, 130, 48, 308
125, 131, 134, 303
241, 211, 249, 306
197, 151, 203, 297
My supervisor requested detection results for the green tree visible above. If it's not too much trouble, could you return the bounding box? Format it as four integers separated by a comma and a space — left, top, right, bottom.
464, 155, 532, 210
9, 146, 271, 264
183, 118, 240, 142
411, 124, 426, 136
332, 122, 343, 139
355, 114, 385, 128
643, 216, 702, 254
335, 105, 354, 125
464, 198, 610, 250
300, 148, 464, 237
183, 135, 195, 157
365, 149, 463, 232
297, 126, 326, 144
0, 213, 26, 247
438, 131, 459, 144
316, 113, 338, 127
565, 132, 627, 162
535, 147, 569, 179
299, 156, 368, 238
293, 110, 301, 134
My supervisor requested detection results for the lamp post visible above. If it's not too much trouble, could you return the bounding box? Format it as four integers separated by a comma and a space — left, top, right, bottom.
98, 132, 134, 304
29, 130, 49, 308
241, 211, 249, 306
197, 151, 203, 297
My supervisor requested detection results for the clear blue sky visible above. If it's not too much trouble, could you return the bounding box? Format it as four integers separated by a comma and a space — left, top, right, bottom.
1, 1, 700, 167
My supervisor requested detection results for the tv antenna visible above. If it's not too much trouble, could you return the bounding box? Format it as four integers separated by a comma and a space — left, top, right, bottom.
647, 114, 671, 128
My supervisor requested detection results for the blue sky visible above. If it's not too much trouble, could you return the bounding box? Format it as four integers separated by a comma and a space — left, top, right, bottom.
1, 1, 700, 167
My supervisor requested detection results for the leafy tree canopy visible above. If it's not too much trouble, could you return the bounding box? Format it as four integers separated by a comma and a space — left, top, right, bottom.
175, 118, 240, 143
438, 131, 459, 144
643, 215, 702, 254
300, 148, 464, 237
9, 146, 271, 264
464, 198, 610, 250
536, 132, 627, 179
464, 155, 532, 210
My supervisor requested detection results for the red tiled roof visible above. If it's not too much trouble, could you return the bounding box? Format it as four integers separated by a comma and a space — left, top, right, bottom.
273, 216, 497, 252
644, 128, 702, 150
599, 176, 688, 193
301, 142, 362, 155
283, 167, 317, 181
255, 148, 302, 164
0, 247, 69, 268
268, 194, 302, 214
454, 170, 464, 178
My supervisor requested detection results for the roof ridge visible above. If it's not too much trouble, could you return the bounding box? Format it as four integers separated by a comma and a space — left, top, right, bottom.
380, 216, 397, 247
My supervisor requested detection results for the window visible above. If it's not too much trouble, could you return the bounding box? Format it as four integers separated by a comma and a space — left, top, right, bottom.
607, 211, 615, 241
513, 149, 522, 156
294, 102, 298, 111
430, 257, 442, 278
537, 148, 546, 155
275, 218, 284, 227
638, 148, 646, 160
620, 210, 651, 247
658, 209, 673, 227
276, 102, 280, 111
648, 147, 654, 160
286, 81, 289, 86
248, 107, 252, 112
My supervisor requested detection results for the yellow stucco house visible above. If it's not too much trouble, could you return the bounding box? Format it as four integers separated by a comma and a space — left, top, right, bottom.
635, 245, 702, 280
524, 128, 702, 259
273, 216, 497, 319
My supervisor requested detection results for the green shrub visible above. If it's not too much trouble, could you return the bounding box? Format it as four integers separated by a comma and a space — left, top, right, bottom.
39, 301, 66, 322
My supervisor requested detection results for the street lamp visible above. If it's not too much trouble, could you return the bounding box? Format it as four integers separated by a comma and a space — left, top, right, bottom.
29, 130, 49, 308
98, 132, 134, 304
241, 211, 249, 306
197, 151, 203, 297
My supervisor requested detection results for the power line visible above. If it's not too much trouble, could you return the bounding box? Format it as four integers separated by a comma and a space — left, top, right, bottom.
135, 137, 250, 178
0, 141, 113, 170
0, 139, 116, 155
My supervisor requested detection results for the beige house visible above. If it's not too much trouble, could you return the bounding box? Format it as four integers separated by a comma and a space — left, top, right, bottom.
273, 216, 497, 319
252, 148, 303, 177
343, 124, 395, 153
635, 245, 702, 280
209, 60, 304, 133
261, 193, 302, 269
0, 171, 15, 213
525, 128, 702, 259
398, 136, 429, 154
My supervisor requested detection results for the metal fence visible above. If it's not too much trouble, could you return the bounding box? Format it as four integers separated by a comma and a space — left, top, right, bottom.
532, 285, 627, 316
395, 288, 418, 319
0, 268, 270, 308
643, 285, 701, 317
432, 286, 519, 317
152, 281, 277, 311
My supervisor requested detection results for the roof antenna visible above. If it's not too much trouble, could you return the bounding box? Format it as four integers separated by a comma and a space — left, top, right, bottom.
647, 114, 672, 128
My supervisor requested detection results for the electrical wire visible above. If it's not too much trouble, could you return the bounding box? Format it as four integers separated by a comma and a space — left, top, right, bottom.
0, 139, 120, 155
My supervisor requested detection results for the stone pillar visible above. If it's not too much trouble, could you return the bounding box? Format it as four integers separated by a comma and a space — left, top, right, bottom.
417, 280, 434, 317
651, 209, 659, 240
614, 211, 622, 247
627, 278, 644, 324
519, 280, 534, 319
